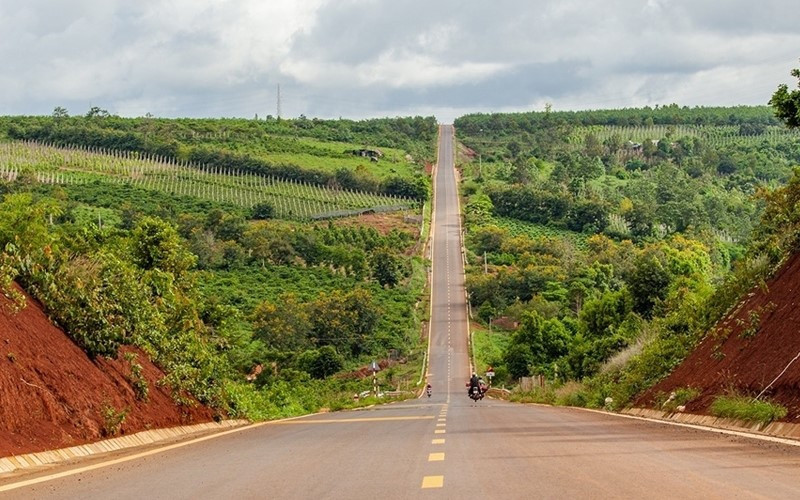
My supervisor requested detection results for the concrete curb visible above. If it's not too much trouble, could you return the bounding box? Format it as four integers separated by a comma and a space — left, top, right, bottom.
0, 419, 249, 475
622, 407, 800, 441
493, 393, 800, 445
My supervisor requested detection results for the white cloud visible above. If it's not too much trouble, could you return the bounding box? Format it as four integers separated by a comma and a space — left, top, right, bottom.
0, 0, 798, 121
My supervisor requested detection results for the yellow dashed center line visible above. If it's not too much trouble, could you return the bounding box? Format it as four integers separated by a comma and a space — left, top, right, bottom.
428, 452, 445, 462
432, 438, 445, 444
422, 476, 444, 489
434, 429, 446, 434
272, 416, 434, 425
436, 423, 446, 427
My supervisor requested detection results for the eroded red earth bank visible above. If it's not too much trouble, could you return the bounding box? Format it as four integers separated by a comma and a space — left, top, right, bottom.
0, 284, 213, 457
637, 252, 800, 421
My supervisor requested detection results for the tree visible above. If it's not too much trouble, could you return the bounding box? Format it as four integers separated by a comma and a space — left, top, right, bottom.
52, 106, 69, 118
252, 293, 311, 351
371, 246, 404, 287
130, 217, 196, 276
627, 248, 671, 317
251, 202, 274, 220
85, 106, 110, 118
770, 64, 800, 128
309, 288, 379, 355
504, 343, 533, 380
297, 346, 344, 378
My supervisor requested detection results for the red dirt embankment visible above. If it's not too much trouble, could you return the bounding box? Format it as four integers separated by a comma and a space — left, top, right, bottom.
637, 252, 800, 421
0, 283, 213, 457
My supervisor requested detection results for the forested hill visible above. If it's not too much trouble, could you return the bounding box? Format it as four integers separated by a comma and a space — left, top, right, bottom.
457, 97, 800, 422
456, 105, 780, 133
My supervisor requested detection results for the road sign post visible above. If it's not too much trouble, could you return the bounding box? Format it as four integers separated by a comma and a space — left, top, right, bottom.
486, 366, 495, 386
371, 360, 380, 396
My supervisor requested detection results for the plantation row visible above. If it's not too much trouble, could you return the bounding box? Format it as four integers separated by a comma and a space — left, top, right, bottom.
567, 124, 800, 146
0, 141, 419, 219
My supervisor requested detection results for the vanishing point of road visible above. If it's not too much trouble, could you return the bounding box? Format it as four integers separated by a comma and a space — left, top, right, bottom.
3, 125, 800, 499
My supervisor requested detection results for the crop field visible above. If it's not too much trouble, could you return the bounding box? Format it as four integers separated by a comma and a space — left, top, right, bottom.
483, 215, 589, 249
568, 124, 800, 147
0, 141, 419, 220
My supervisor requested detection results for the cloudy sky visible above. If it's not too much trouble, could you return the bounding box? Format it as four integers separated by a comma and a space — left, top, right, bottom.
1, 0, 798, 122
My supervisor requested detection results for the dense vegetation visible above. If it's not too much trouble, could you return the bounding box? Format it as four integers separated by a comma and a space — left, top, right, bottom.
1, 113, 436, 199
456, 103, 800, 410
0, 114, 433, 419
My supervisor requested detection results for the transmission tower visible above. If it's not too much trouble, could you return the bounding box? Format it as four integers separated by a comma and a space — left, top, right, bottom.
276, 84, 281, 119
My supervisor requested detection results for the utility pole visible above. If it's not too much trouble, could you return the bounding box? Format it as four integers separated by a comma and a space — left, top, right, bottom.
276, 83, 281, 120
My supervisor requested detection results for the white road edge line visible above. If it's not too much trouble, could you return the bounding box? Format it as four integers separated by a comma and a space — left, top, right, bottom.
417, 126, 440, 395
0, 413, 324, 493
581, 407, 800, 447
514, 401, 800, 448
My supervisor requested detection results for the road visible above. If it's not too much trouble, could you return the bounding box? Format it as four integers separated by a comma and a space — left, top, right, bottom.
3, 125, 800, 498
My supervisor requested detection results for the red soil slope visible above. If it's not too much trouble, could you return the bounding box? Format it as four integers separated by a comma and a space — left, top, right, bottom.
0, 283, 213, 457
637, 252, 800, 421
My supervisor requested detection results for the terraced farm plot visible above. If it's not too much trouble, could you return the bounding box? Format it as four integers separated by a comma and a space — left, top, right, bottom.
0, 141, 419, 220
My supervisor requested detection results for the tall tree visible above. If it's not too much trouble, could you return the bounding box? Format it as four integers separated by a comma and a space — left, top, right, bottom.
770, 64, 800, 128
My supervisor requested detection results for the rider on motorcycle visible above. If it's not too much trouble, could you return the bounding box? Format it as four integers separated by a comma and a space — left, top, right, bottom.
468, 372, 479, 397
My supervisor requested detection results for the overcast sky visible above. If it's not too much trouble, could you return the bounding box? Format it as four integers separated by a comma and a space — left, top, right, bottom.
1, 0, 798, 122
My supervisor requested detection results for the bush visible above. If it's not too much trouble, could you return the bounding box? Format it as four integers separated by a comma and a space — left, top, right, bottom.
251, 202, 274, 220
297, 346, 344, 379
554, 381, 589, 407
710, 395, 787, 425
509, 386, 556, 404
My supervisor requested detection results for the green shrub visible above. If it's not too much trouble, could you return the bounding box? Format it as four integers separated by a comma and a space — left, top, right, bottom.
510, 386, 556, 404
101, 403, 128, 436
554, 381, 589, 407
710, 395, 787, 425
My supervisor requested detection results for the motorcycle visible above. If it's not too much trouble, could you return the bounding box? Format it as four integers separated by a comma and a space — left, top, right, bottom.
467, 383, 485, 401
426, 386, 432, 398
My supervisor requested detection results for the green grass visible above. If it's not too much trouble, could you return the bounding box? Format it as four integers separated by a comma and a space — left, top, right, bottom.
192, 135, 418, 179
472, 326, 511, 384
509, 386, 556, 404
710, 395, 787, 425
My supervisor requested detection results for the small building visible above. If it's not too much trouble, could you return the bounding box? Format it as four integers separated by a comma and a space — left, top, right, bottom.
351, 148, 383, 161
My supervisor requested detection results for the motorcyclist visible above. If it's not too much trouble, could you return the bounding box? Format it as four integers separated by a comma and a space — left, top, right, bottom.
468, 372, 479, 397
426, 383, 432, 397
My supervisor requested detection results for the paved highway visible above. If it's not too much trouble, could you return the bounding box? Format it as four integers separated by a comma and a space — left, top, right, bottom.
3, 125, 800, 498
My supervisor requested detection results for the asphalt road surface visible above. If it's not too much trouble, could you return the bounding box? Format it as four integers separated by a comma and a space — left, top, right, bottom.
3, 125, 800, 499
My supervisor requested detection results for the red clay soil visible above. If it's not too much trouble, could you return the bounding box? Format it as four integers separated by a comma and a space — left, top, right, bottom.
0, 283, 213, 458
637, 252, 800, 421
333, 212, 420, 237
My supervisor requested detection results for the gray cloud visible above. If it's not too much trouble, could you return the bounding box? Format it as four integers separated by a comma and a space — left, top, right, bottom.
0, 0, 798, 122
